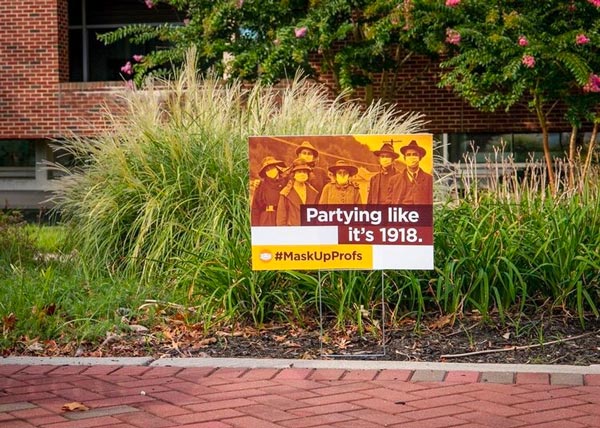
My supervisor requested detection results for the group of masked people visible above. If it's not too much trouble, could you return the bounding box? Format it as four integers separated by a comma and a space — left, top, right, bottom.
251, 140, 432, 227
367, 140, 432, 205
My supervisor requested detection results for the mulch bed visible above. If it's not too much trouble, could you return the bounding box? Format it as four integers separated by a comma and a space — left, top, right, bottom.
7, 312, 599, 366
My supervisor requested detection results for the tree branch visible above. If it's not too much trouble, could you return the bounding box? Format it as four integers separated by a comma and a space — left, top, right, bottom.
440, 332, 595, 359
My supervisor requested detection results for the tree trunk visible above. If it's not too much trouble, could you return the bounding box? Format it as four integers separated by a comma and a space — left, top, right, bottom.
322, 51, 342, 97
568, 125, 577, 190
534, 93, 556, 193
581, 120, 598, 190
364, 82, 374, 105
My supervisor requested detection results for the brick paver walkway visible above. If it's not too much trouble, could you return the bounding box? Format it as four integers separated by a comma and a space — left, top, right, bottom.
1, 362, 599, 427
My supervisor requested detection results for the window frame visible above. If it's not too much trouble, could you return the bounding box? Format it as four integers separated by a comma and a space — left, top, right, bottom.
68, 0, 179, 82
0, 140, 38, 179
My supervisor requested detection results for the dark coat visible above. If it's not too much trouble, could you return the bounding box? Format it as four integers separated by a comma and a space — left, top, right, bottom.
387, 168, 433, 205
276, 182, 319, 226
309, 166, 331, 196
251, 177, 286, 226
367, 166, 401, 204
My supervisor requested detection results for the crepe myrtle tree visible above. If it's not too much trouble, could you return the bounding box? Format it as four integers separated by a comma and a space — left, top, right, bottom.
406, 0, 600, 191
100, 1, 305, 83
99, 0, 424, 103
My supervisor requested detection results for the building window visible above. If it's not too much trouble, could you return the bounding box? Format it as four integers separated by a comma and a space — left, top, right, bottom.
0, 140, 36, 178
446, 132, 571, 164
68, 0, 180, 82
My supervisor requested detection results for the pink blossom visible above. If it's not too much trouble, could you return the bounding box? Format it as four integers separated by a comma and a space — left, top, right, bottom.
144, 0, 154, 8
445, 28, 461, 45
133, 55, 144, 62
588, 0, 600, 7
446, 0, 461, 6
518, 36, 528, 47
522, 54, 535, 68
183, 18, 190, 26
576, 34, 590, 45
294, 27, 307, 38
120, 61, 133, 75
583, 73, 600, 92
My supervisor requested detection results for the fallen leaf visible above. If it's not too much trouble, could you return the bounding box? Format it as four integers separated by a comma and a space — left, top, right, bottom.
128, 325, 149, 334
429, 314, 454, 330
301, 351, 316, 359
44, 304, 57, 316
502, 332, 511, 340
26, 341, 44, 353
44, 340, 59, 354
2, 313, 16, 332
336, 337, 350, 350
100, 332, 121, 347
62, 402, 89, 412
192, 337, 217, 349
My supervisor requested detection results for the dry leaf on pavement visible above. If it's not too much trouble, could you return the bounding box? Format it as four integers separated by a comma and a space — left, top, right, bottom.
61, 402, 90, 412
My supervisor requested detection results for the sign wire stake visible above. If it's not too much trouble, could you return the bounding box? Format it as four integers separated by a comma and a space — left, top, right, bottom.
318, 270, 386, 359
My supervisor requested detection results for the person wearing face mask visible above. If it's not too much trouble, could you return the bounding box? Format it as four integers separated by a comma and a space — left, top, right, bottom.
388, 140, 433, 205
276, 158, 319, 226
294, 141, 330, 196
318, 160, 362, 205
251, 156, 287, 226
367, 142, 401, 204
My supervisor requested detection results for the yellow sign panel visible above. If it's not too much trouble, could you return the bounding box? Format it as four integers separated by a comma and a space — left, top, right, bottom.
252, 245, 373, 270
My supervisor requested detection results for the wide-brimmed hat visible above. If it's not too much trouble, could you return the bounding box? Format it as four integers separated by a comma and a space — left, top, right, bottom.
400, 140, 426, 158
328, 160, 358, 176
295, 141, 319, 157
258, 156, 285, 178
289, 158, 313, 173
373, 143, 400, 159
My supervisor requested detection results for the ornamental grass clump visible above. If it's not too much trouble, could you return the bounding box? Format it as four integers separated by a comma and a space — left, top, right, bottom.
52, 51, 426, 326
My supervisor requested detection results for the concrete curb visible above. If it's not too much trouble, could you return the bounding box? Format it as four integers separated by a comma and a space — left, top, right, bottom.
0, 357, 153, 366
2, 356, 600, 375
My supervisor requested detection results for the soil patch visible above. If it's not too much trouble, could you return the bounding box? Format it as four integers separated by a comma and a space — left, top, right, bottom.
7, 313, 600, 365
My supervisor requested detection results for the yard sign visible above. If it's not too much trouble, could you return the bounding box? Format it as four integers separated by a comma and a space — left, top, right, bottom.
249, 134, 434, 270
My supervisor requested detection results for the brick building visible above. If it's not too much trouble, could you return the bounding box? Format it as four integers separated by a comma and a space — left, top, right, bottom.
0, 0, 584, 209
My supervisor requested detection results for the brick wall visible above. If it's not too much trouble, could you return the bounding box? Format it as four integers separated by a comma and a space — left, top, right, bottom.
57, 0, 69, 83
377, 55, 569, 134
0, 0, 117, 139
311, 53, 568, 135
0, 0, 575, 140
58, 82, 127, 136
0, 0, 61, 138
